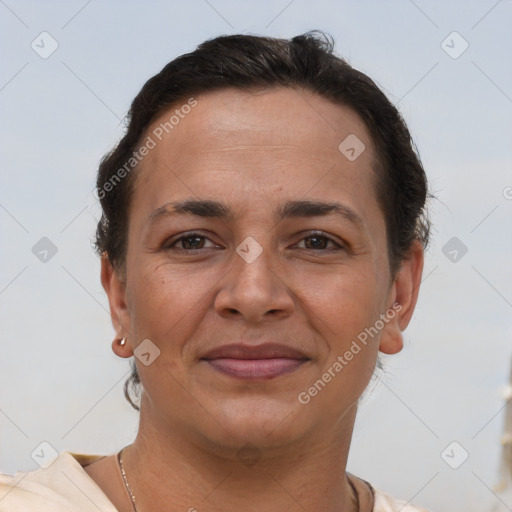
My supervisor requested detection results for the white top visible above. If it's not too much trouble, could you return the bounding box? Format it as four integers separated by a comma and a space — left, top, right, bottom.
0, 451, 432, 511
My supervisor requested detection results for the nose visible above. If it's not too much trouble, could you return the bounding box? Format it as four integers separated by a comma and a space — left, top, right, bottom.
213, 242, 295, 323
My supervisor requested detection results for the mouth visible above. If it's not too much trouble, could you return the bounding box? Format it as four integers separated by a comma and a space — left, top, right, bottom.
200, 343, 310, 380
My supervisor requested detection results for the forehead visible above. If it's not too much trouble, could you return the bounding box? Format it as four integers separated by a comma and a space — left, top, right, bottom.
134, 87, 379, 196
146, 87, 374, 163
128, 87, 384, 235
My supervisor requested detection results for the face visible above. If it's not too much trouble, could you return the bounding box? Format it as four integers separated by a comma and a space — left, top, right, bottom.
103, 87, 423, 453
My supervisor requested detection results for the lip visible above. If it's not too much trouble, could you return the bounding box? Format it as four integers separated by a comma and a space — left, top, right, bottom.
201, 343, 309, 360
201, 343, 310, 380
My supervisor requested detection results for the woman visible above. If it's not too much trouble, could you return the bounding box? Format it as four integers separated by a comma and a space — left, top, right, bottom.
0, 32, 431, 511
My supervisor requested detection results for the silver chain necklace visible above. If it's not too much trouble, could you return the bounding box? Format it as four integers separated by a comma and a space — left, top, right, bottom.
116, 446, 370, 512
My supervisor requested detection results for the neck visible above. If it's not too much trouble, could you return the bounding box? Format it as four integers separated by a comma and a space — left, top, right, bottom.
122, 396, 361, 512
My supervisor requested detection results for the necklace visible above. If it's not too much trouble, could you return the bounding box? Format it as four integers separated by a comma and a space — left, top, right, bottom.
117, 447, 137, 512
348, 475, 361, 511
117, 446, 372, 512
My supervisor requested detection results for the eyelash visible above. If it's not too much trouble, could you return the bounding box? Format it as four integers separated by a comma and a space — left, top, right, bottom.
163, 231, 344, 252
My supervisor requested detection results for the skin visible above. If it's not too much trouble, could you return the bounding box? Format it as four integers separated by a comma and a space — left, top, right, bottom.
90, 87, 424, 512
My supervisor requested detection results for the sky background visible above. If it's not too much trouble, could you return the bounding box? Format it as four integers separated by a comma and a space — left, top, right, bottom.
1, 1, 511, 511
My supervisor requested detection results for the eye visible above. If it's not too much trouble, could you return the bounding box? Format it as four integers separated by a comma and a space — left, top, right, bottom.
164, 232, 219, 251
162, 231, 343, 253
294, 231, 343, 251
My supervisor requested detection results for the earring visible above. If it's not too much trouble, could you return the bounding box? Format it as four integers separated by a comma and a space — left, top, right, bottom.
119, 337, 127, 346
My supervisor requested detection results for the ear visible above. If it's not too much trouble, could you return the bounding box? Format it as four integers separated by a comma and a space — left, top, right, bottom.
100, 253, 133, 358
379, 240, 424, 355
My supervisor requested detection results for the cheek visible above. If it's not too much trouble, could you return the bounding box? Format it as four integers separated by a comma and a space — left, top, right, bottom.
126, 260, 220, 343
294, 272, 384, 422
297, 265, 385, 389
295, 264, 383, 338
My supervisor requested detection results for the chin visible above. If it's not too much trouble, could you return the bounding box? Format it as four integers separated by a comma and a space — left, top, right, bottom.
200, 396, 311, 450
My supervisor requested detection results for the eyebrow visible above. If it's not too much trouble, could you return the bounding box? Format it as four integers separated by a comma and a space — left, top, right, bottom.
147, 198, 363, 227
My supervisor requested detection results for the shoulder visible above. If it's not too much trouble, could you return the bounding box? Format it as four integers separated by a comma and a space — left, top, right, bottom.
373, 487, 433, 512
0, 451, 118, 512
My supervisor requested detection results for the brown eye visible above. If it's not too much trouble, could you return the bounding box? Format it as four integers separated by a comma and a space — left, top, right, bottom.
164, 233, 217, 251
182, 235, 206, 250
296, 232, 343, 251
304, 235, 329, 250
